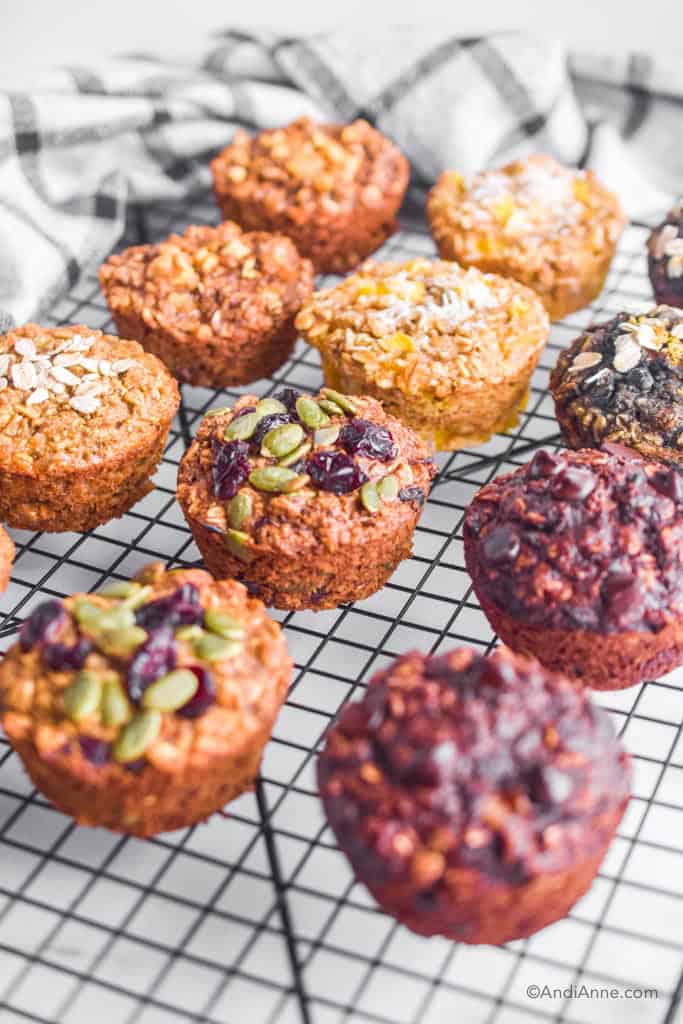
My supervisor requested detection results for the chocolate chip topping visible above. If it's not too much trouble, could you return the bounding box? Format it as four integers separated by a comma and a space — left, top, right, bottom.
464, 447, 683, 634
318, 648, 629, 893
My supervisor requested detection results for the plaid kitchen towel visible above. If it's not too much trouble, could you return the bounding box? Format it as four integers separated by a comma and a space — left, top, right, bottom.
0, 27, 680, 327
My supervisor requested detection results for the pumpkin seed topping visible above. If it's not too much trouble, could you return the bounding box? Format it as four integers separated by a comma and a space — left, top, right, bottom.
121, 585, 154, 611
360, 481, 381, 513
249, 466, 299, 492
377, 474, 399, 501
318, 398, 346, 417
98, 580, 140, 600
256, 397, 288, 417
63, 671, 103, 722
101, 677, 132, 727
225, 411, 259, 441
279, 441, 312, 467
142, 669, 199, 712
113, 710, 162, 763
296, 396, 329, 429
262, 422, 304, 457
73, 598, 104, 627
192, 633, 243, 661
313, 425, 340, 447
204, 608, 245, 640
228, 491, 253, 529
226, 529, 253, 562
97, 626, 148, 657
203, 405, 232, 419
175, 624, 205, 641
90, 605, 136, 634
321, 389, 357, 414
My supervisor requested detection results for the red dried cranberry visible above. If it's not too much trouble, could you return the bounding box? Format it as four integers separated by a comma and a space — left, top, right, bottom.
482, 525, 520, 565
273, 388, 302, 415
251, 412, 294, 448
80, 737, 111, 766
177, 665, 216, 718
338, 419, 398, 462
212, 439, 251, 500
550, 466, 596, 501
19, 600, 67, 652
43, 636, 92, 671
398, 486, 426, 506
135, 583, 203, 631
127, 626, 177, 703
306, 451, 368, 493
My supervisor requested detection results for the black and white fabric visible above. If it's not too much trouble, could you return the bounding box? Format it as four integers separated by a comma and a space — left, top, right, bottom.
0, 27, 680, 328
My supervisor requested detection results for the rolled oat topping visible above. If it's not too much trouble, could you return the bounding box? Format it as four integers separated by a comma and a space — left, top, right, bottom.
319, 647, 629, 888
464, 447, 683, 635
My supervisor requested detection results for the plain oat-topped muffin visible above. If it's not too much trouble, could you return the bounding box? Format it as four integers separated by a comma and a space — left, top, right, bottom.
99, 221, 314, 388
0, 324, 179, 532
177, 388, 436, 610
210, 117, 409, 274
0, 563, 292, 836
296, 258, 549, 451
427, 154, 625, 320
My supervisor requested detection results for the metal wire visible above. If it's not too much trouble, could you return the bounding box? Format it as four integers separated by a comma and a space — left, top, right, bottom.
0, 193, 681, 1024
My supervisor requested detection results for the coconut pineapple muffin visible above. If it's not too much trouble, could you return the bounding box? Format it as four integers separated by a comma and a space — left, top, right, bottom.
295, 258, 549, 451
210, 117, 409, 274
177, 389, 436, 610
0, 324, 179, 532
427, 154, 625, 320
647, 200, 683, 307
0, 563, 292, 836
99, 222, 314, 388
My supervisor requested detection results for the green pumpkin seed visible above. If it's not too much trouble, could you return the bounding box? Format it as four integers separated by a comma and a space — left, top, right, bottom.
228, 491, 253, 529
224, 411, 259, 441
113, 710, 162, 763
63, 672, 102, 722
256, 397, 287, 417
295, 396, 329, 429
313, 425, 340, 447
203, 405, 232, 419
142, 669, 199, 712
377, 474, 399, 501
261, 422, 304, 458
204, 608, 245, 640
98, 580, 140, 599
90, 605, 136, 634
73, 599, 103, 627
101, 677, 131, 727
279, 441, 312, 467
192, 633, 243, 662
226, 529, 253, 563
282, 473, 311, 494
318, 399, 345, 417
321, 389, 357, 415
97, 626, 148, 657
249, 466, 298, 492
175, 624, 205, 641
360, 481, 381, 513
121, 585, 154, 611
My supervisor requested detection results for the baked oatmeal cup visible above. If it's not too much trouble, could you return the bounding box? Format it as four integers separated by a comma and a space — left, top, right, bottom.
0, 324, 179, 532
0, 563, 292, 836
647, 200, 683, 308
177, 389, 436, 610
295, 258, 549, 451
427, 154, 625, 320
100, 222, 314, 388
210, 117, 409, 274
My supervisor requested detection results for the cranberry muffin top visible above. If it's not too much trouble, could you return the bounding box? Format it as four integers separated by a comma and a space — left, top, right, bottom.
318, 647, 629, 888
0, 324, 179, 475
464, 447, 683, 635
0, 564, 291, 772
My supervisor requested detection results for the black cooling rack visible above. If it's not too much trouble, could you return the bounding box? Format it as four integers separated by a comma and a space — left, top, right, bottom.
0, 192, 681, 1024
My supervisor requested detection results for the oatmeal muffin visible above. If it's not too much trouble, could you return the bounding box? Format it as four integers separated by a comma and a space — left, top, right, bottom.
99, 222, 314, 388
464, 447, 683, 689
0, 526, 14, 592
0, 563, 291, 836
177, 389, 436, 610
647, 200, 683, 307
319, 646, 630, 944
427, 154, 625, 320
0, 324, 179, 533
295, 258, 549, 451
551, 306, 683, 464
210, 117, 409, 274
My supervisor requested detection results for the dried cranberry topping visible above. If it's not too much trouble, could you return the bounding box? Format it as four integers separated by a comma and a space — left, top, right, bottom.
398, 486, 426, 506
43, 636, 92, 671
19, 600, 68, 652
251, 412, 294, 448
80, 737, 111, 766
212, 439, 251, 500
177, 665, 216, 718
127, 626, 177, 703
272, 388, 302, 415
338, 418, 398, 462
306, 451, 368, 493
135, 583, 203, 631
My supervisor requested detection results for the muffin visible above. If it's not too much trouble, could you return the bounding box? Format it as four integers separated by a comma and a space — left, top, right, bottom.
177, 389, 436, 610
318, 646, 630, 944
0, 526, 14, 592
295, 258, 549, 451
99, 222, 314, 388
427, 154, 626, 320
464, 446, 683, 689
0, 563, 291, 836
647, 200, 683, 307
210, 117, 409, 274
551, 305, 683, 464
0, 324, 179, 533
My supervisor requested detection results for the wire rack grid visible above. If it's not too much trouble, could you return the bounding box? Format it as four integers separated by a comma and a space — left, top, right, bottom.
0, 192, 681, 1024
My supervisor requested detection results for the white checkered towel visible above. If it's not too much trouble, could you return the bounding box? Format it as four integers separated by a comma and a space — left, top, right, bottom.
0, 28, 680, 328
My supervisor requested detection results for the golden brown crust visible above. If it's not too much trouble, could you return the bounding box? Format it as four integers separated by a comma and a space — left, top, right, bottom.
427, 155, 625, 320
0, 526, 14, 592
0, 324, 179, 532
210, 118, 410, 274
296, 258, 549, 450
100, 222, 314, 388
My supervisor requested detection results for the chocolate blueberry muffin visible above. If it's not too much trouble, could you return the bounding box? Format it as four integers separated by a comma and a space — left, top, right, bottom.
100, 222, 314, 388
0, 324, 179, 532
0, 563, 291, 836
318, 646, 630, 944
551, 306, 683, 464
647, 200, 683, 307
210, 117, 409, 274
464, 446, 683, 689
177, 389, 436, 610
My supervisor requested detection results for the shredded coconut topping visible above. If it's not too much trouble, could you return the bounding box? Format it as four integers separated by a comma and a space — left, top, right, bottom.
461, 160, 584, 234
